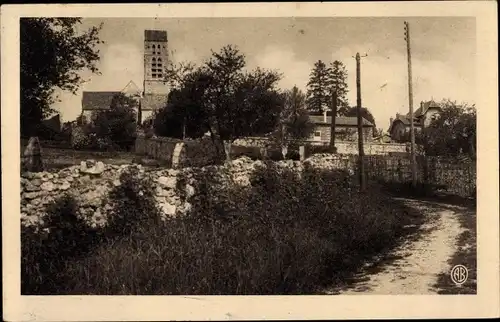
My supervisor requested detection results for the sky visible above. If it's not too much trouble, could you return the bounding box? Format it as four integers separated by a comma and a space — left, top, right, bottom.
52, 17, 476, 131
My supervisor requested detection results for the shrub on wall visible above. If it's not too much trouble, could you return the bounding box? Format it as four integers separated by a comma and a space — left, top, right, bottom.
105, 168, 163, 237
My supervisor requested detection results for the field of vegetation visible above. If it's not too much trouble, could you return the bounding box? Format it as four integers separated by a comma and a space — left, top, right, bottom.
22, 163, 425, 295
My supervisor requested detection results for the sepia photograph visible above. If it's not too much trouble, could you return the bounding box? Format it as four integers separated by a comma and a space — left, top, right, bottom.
2, 2, 499, 321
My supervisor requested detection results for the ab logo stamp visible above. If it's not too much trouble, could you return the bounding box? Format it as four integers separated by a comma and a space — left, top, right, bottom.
450, 265, 468, 286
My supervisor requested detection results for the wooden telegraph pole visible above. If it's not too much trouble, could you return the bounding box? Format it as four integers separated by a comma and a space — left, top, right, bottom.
355, 52, 367, 191
404, 21, 418, 188
329, 90, 338, 153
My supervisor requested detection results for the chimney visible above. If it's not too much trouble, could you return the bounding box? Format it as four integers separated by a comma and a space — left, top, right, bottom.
421, 101, 424, 109
323, 110, 327, 123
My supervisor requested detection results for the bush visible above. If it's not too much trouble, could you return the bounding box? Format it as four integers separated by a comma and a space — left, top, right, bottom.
70, 126, 90, 149
21, 194, 102, 294
40, 162, 423, 295
105, 167, 163, 237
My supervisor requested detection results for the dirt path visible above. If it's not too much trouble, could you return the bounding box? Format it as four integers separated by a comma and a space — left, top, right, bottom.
326, 198, 468, 295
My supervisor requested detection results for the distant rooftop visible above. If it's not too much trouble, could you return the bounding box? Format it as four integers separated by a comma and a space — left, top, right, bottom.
145, 30, 168, 42
82, 91, 120, 111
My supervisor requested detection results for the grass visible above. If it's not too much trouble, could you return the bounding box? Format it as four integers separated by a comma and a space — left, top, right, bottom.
434, 204, 477, 294
22, 162, 426, 295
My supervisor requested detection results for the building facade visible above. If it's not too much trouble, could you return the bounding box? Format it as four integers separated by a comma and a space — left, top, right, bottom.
80, 29, 171, 125
309, 112, 375, 143
388, 100, 441, 142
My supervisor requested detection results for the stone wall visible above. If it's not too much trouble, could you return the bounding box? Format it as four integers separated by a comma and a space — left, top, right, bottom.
135, 134, 219, 168
135, 134, 182, 166
21, 156, 336, 230
335, 142, 409, 155
233, 136, 408, 156
20, 153, 475, 232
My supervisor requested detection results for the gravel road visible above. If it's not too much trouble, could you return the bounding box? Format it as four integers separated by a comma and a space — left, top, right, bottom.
326, 198, 468, 295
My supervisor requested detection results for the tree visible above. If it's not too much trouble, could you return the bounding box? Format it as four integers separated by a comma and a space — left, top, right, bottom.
20, 18, 103, 137
92, 93, 138, 151
154, 45, 283, 162
306, 60, 332, 113
154, 71, 211, 140
417, 100, 476, 158
163, 61, 198, 90
344, 106, 377, 134
329, 60, 350, 116
273, 86, 314, 158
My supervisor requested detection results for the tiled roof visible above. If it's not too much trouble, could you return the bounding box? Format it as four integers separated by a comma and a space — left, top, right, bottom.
82, 91, 120, 111
310, 115, 374, 127
141, 93, 168, 111
145, 30, 168, 42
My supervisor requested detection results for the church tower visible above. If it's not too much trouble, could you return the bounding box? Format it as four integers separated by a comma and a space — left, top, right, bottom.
141, 29, 170, 122
143, 30, 169, 95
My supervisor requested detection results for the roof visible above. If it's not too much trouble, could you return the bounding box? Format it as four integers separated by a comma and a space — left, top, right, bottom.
395, 114, 411, 125
82, 91, 120, 111
310, 115, 374, 127
406, 100, 441, 118
121, 81, 141, 97
145, 30, 168, 42
141, 93, 168, 111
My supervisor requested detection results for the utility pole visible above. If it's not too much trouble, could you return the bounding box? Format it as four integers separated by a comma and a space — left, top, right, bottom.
329, 90, 338, 153
404, 21, 418, 188
355, 52, 367, 191
183, 116, 186, 140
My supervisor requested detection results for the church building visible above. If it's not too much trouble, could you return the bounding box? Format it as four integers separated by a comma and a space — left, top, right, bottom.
80, 29, 171, 125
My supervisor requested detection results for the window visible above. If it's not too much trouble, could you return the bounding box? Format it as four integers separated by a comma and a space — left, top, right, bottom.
157, 63, 162, 67
313, 131, 322, 141
152, 74, 157, 78
157, 73, 163, 78
158, 58, 162, 62
152, 44, 156, 49
152, 63, 157, 67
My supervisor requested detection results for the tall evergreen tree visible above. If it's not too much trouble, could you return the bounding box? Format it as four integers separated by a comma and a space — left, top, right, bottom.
329, 60, 350, 116
305, 60, 332, 113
